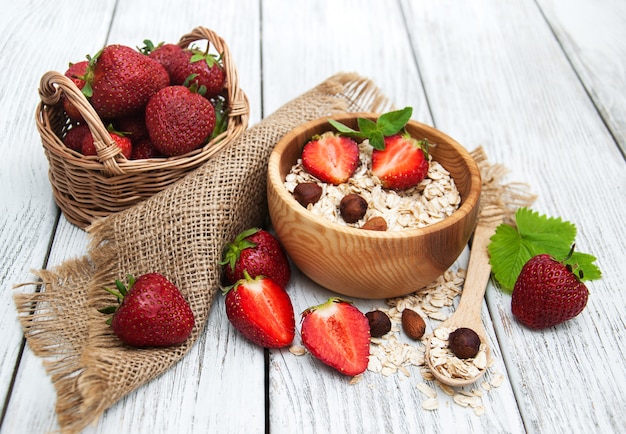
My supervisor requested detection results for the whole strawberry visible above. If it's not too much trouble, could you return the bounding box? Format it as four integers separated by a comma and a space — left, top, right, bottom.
511, 254, 589, 329
169, 47, 225, 98
62, 60, 89, 121
301, 298, 370, 376
99, 273, 195, 347
220, 227, 291, 287
140, 40, 184, 80
83, 44, 169, 118
62, 123, 90, 152
145, 85, 216, 156
224, 272, 295, 348
81, 126, 132, 159
130, 138, 161, 160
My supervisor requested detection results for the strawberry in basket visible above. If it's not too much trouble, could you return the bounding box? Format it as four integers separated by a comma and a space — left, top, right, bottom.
82, 44, 170, 119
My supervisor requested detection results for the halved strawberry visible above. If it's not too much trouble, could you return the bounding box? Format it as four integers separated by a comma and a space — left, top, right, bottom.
224, 272, 295, 349
300, 297, 370, 376
301, 132, 359, 185
371, 134, 429, 190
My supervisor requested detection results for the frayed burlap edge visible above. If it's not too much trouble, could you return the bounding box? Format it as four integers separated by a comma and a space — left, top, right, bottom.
13, 72, 392, 434
470, 146, 537, 225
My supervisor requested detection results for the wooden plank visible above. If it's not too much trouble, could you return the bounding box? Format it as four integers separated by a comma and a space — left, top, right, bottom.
537, 0, 626, 154
0, 0, 116, 418
3, 0, 265, 433
261, 1, 524, 432
400, 0, 626, 432
259, 0, 433, 122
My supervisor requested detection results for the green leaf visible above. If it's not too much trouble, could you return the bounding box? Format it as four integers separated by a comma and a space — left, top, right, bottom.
327, 107, 413, 149
357, 117, 378, 137
376, 106, 413, 136
327, 119, 363, 137
190, 53, 205, 63
488, 207, 601, 293
567, 252, 602, 281
368, 131, 385, 150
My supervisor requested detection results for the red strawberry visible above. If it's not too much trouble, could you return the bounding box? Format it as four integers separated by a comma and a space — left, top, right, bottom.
62, 60, 89, 121
220, 227, 291, 287
301, 298, 370, 376
301, 132, 360, 185
83, 44, 169, 118
114, 113, 149, 143
145, 85, 216, 156
99, 273, 195, 347
371, 134, 429, 190
141, 40, 184, 80
224, 272, 295, 348
130, 138, 161, 160
511, 253, 589, 329
169, 48, 225, 98
62, 123, 90, 152
82, 127, 132, 159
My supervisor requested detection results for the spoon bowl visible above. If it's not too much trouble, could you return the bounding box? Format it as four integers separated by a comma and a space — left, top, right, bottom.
425, 207, 501, 387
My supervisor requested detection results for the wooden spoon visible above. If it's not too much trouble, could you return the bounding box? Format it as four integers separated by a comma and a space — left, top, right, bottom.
425, 205, 502, 387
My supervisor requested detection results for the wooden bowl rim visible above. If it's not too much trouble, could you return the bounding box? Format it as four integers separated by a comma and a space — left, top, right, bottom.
268, 113, 481, 240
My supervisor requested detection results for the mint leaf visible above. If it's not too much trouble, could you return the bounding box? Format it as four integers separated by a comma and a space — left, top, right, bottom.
327, 107, 413, 150
327, 119, 363, 138
488, 207, 601, 293
377, 107, 413, 136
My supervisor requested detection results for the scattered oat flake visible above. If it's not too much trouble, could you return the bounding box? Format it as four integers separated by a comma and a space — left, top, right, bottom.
289, 345, 307, 356
417, 382, 437, 399
474, 405, 486, 416
490, 373, 504, 388
349, 374, 363, 385
422, 397, 439, 411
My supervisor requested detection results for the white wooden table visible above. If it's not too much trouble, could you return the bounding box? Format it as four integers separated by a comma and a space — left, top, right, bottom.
2, 0, 625, 433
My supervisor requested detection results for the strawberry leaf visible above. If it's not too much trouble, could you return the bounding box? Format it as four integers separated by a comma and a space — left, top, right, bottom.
488, 207, 601, 293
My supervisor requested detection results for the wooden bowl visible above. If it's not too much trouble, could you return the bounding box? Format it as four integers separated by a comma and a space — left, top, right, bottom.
267, 113, 481, 299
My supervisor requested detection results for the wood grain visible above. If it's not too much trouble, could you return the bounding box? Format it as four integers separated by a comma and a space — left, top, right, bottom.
1, 0, 625, 432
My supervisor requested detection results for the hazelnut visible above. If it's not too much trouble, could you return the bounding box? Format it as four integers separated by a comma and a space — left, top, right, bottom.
401, 309, 426, 340
365, 310, 392, 338
293, 182, 322, 207
361, 216, 388, 231
448, 327, 481, 359
339, 193, 368, 223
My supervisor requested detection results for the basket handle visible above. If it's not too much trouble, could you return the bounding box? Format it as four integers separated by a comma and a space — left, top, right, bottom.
38, 71, 126, 176
177, 26, 249, 122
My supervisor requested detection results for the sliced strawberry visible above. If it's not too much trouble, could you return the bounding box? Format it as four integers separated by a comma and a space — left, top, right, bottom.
371, 134, 429, 190
300, 298, 370, 376
224, 273, 295, 348
301, 132, 359, 185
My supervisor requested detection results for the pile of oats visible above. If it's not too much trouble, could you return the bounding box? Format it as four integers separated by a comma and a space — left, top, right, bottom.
284, 140, 461, 230
363, 267, 502, 416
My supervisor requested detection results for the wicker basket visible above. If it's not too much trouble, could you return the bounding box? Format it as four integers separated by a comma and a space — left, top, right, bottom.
36, 26, 249, 228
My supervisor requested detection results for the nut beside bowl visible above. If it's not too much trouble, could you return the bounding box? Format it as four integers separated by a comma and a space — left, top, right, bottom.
266, 113, 481, 299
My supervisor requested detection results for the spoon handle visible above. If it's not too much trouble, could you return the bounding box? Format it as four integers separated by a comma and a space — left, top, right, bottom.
454, 223, 498, 323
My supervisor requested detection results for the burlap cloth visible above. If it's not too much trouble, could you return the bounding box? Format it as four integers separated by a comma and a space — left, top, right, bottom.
13, 73, 394, 433
14, 72, 535, 433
